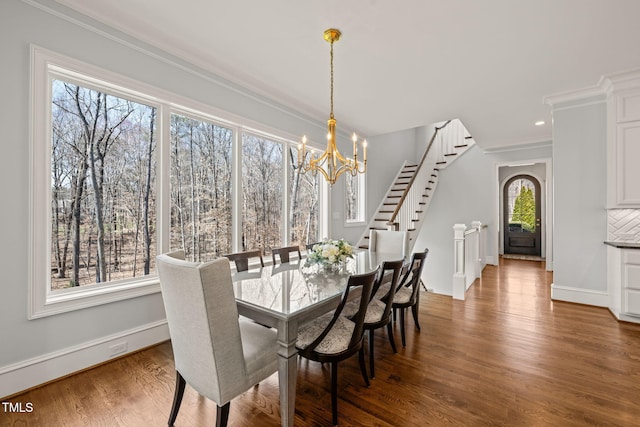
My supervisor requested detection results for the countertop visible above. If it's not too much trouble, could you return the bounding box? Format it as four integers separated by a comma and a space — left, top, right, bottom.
604, 241, 640, 249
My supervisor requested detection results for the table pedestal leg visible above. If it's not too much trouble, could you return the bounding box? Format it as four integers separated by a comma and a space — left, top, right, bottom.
277, 320, 298, 427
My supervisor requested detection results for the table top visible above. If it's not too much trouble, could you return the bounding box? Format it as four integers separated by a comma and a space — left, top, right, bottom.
232, 250, 403, 322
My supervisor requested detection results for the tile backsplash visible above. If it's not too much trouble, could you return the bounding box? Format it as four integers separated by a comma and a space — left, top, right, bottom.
608, 209, 640, 242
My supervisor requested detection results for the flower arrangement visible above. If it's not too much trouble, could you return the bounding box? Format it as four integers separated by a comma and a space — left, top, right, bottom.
307, 238, 354, 267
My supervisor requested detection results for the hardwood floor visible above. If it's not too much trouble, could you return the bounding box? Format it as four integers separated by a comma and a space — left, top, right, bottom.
3, 259, 640, 426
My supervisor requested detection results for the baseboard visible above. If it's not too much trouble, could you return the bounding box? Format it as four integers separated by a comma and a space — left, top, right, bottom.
0, 320, 169, 399
485, 256, 497, 265
550, 283, 609, 307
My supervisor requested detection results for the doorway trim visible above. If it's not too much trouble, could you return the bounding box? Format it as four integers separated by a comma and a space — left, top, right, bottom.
493, 157, 553, 271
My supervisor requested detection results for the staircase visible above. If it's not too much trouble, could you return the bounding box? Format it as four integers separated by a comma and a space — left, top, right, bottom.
356, 119, 475, 251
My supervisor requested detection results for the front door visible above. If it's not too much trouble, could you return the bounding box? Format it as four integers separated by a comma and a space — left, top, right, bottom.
503, 175, 541, 256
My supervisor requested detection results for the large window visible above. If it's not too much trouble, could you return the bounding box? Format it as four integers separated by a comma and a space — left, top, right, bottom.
289, 146, 320, 246
242, 133, 284, 253
50, 80, 157, 290
30, 47, 324, 318
170, 114, 232, 261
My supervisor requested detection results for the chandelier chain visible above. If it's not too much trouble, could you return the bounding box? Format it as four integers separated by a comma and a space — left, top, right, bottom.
329, 39, 334, 120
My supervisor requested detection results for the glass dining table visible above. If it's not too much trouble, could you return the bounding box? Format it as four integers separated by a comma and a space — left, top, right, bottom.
231, 250, 403, 427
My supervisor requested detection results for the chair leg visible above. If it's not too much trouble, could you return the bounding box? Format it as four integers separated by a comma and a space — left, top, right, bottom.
358, 347, 370, 387
386, 322, 398, 353
400, 308, 407, 347
215, 402, 231, 427
411, 303, 421, 331
369, 329, 375, 379
331, 361, 339, 426
168, 371, 186, 426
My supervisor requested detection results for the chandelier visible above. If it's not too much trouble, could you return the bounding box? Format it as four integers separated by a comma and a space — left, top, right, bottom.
298, 28, 367, 186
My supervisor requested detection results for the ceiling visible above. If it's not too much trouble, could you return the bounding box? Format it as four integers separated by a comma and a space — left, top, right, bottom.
56, 0, 640, 149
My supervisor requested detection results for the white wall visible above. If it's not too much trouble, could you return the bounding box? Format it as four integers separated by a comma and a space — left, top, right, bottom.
414, 143, 553, 296
550, 96, 608, 305
0, 0, 328, 396
331, 127, 419, 244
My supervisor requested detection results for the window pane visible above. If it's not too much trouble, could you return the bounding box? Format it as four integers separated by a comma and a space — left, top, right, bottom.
289, 146, 320, 246
345, 171, 360, 222
170, 114, 233, 261
242, 134, 283, 254
51, 80, 157, 289
345, 162, 365, 223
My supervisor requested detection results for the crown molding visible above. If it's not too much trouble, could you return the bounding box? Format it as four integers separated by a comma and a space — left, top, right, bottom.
544, 67, 640, 107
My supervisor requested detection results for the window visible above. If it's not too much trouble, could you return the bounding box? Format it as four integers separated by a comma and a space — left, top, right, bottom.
289, 146, 320, 246
241, 133, 284, 254
30, 46, 325, 318
344, 165, 366, 225
50, 79, 157, 289
170, 114, 232, 261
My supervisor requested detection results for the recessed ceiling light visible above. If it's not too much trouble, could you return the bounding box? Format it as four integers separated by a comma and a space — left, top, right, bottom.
535, 120, 545, 126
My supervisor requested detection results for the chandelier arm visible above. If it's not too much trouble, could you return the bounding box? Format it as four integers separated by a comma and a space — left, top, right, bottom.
315, 166, 333, 185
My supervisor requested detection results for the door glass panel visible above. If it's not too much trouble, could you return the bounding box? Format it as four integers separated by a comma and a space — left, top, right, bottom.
507, 178, 536, 233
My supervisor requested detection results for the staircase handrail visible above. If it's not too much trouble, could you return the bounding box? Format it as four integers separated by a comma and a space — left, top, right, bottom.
387, 119, 452, 227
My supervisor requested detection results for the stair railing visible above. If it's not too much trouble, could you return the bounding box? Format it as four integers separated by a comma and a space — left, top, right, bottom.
387, 120, 452, 231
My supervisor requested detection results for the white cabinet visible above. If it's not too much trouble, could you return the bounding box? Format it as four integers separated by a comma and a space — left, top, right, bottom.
608, 245, 640, 322
608, 86, 640, 208
623, 250, 640, 315
615, 121, 640, 206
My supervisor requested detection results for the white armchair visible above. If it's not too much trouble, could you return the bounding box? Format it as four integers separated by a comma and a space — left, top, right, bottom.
156, 251, 278, 427
369, 230, 409, 257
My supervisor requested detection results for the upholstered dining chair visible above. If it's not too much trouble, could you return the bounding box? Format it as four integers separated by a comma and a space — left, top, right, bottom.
342, 258, 404, 378
369, 230, 409, 257
296, 269, 378, 426
156, 251, 278, 427
223, 249, 264, 272
271, 245, 302, 265
391, 248, 429, 347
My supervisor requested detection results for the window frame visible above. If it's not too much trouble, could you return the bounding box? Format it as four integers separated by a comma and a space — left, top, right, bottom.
29, 46, 327, 319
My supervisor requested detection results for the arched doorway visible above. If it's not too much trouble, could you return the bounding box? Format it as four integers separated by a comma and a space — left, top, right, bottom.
503, 174, 541, 256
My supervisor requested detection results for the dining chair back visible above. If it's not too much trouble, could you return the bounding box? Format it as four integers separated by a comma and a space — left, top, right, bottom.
156, 251, 278, 427
305, 242, 320, 251
271, 245, 302, 265
342, 258, 404, 378
296, 269, 378, 426
369, 230, 409, 257
393, 248, 429, 347
365, 258, 404, 377
223, 249, 264, 272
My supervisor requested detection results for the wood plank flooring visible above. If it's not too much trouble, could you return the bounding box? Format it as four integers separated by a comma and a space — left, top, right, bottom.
3, 259, 640, 426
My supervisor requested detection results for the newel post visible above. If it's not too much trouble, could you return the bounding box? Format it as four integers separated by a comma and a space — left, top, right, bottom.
471, 221, 482, 279
453, 224, 467, 300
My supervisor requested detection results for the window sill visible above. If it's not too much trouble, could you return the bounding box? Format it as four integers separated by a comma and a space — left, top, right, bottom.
29, 277, 161, 319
